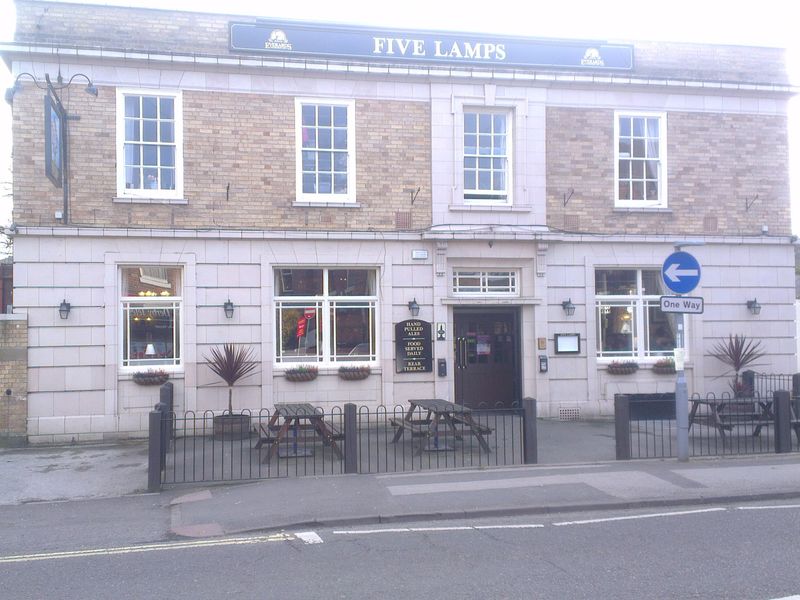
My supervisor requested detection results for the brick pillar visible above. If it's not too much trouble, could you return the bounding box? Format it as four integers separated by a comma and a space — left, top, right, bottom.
0, 315, 28, 444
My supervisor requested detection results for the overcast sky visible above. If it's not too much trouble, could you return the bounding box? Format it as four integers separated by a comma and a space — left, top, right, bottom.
1, 0, 798, 234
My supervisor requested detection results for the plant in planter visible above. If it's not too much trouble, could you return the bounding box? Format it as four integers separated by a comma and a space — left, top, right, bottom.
338, 364, 371, 381
284, 365, 319, 382
204, 343, 258, 439
132, 369, 169, 385
710, 334, 765, 397
607, 360, 639, 375
651, 358, 676, 375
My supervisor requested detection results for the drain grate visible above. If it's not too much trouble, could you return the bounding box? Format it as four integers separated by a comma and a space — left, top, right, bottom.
559, 407, 581, 421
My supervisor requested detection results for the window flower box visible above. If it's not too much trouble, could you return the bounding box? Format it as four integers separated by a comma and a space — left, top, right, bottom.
607, 361, 639, 375
338, 365, 371, 381
284, 365, 319, 382
132, 370, 169, 386
652, 358, 676, 375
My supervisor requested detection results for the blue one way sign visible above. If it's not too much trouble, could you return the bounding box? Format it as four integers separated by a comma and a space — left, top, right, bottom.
662, 251, 701, 294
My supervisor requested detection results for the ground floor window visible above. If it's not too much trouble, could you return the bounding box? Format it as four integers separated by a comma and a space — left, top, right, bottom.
121, 266, 182, 368
595, 268, 682, 359
274, 268, 377, 364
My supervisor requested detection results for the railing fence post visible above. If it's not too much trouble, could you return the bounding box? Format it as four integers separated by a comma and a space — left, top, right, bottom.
148, 409, 163, 492
774, 390, 792, 454
343, 403, 358, 474
614, 394, 631, 460
522, 397, 537, 464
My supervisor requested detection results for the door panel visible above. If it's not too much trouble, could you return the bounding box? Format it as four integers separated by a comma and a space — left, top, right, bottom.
454, 310, 518, 409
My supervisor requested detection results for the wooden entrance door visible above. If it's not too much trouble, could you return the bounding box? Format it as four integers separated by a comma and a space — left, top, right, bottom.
454, 309, 519, 409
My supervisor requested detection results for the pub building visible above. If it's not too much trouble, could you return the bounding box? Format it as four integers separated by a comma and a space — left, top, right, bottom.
1, 0, 795, 442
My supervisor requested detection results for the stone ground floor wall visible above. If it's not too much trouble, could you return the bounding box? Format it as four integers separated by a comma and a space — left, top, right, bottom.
8, 230, 797, 441
0, 314, 28, 444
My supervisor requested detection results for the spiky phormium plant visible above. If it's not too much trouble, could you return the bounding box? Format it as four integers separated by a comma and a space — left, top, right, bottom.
204, 343, 258, 413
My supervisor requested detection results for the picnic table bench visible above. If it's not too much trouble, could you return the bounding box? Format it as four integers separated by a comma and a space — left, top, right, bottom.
390, 398, 492, 455
255, 403, 343, 461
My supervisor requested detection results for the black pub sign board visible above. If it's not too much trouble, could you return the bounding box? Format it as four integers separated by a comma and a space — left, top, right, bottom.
395, 319, 433, 373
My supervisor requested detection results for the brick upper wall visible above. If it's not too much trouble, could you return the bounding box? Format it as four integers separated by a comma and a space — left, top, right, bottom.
545, 107, 791, 236
11, 0, 791, 86
11, 86, 432, 230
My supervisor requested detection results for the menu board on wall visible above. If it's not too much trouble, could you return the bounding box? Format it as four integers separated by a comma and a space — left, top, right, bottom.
395, 319, 433, 373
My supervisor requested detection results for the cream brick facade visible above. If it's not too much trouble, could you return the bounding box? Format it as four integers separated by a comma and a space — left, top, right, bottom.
2, 0, 796, 439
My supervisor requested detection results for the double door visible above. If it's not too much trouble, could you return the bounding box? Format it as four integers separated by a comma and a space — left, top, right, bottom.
454, 309, 519, 409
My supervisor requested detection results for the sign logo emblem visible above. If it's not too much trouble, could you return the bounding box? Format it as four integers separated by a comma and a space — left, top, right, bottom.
265, 29, 293, 50
581, 48, 605, 67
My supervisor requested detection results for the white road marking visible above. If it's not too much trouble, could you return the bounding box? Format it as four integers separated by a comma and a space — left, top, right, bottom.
295, 531, 324, 544
553, 507, 726, 526
736, 504, 800, 511
0, 534, 293, 564
333, 524, 544, 535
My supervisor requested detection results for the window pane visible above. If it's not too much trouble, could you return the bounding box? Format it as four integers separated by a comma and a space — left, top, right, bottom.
318, 128, 332, 149
595, 270, 637, 295
159, 98, 174, 119
125, 119, 140, 142
125, 303, 178, 365
302, 127, 316, 148
646, 181, 659, 200
302, 173, 316, 193
122, 266, 181, 296
618, 117, 631, 137
301, 104, 316, 126
333, 129, 347, 150
333, 174, 348, 194
618, 139, 631, 157
478, 135, 491, 155
124, 144, 139, 167
632, 117, 645, 137
318, 151, 332, 172
478, 170, 491, 190
493, 114, 506, 133
160, 168, 175, 190
302, 151, 316, 171
318, 173, 332, 193
329, 270, 375, 296
143, 145, 158, 166
493, 134, 506, 154
333, 152, 348, 173
641, 270, 664, 295
618, 181, 630, 200
464, 157, 476, 169
318, 105, 332, 126
478, 113, 491, 132
331, 304, 374, 360
125, 166, 140, 189
464, 134, 477, 155
647, 304, 678, 356
631, 161, 644, 179
144, 169, 159, 189
160, 146, 174, 168
597, 303, 635, 356
274, 269, 323, 296
632, 139, 646, 158
125, 96, 140, 118
143, 121, 157, 142
333, 105, 347, 127
632, 181, 644, 200
142, 97, 157, 119
494, 171, 505, 191
275, 304, 321, 362
464, 113, 477, 133
646, 118, 659, 138
619, 160, 630, 179
464, 171, 476, 190
160, 122, 174, 143
645, 160, 659, 179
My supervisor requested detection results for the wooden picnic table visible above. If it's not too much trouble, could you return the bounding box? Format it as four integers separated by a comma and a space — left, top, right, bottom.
390, 398, 492, 456
254, 402, 343, 461
689, 396, 777, 440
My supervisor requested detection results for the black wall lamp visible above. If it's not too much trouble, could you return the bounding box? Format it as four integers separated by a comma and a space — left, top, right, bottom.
561, 299, 576, 316
407, 298, 420, 317
4, 71, 98, 105
746, 299, 761, 315
58, 300, 71, 319
223, 299, 235, 318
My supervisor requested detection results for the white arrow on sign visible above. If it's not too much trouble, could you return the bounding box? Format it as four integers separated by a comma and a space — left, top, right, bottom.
664, 263, 699, 283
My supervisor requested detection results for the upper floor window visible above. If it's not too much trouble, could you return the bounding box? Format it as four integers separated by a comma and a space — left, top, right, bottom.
116, 89, 183, 199
295, 99, 356, 203
615, 112, 666, 209
595, 268, 682, 359
463, 111, 511, 204
120, 266, 182, 369
452, 270, 518, 296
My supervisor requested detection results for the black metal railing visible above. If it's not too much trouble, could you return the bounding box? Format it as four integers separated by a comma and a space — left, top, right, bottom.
151, 400, 530, 488
616, 390, 799, 460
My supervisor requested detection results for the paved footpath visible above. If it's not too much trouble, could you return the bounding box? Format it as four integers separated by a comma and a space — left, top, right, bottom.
2, 438, 800, 542
168, 454, 800, 537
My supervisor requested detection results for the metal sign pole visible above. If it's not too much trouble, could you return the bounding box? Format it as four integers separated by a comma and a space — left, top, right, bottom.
674, 322, 689, 462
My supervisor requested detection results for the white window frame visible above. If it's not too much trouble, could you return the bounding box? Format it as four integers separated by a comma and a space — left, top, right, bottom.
595, 268, 684, 361
463, 109, 513, 205
614, 111, 667, 209
295, 98, 357, 204
274, 268, 378, 366
115, 88, 184, 200
452, 270, 519, 297
119, 265, 183, 372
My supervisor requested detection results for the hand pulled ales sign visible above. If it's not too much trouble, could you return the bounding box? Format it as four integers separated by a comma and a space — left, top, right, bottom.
395, 319, 433, 373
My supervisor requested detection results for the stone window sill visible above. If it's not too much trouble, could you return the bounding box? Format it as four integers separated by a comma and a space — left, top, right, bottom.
113, 197, 188, 205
